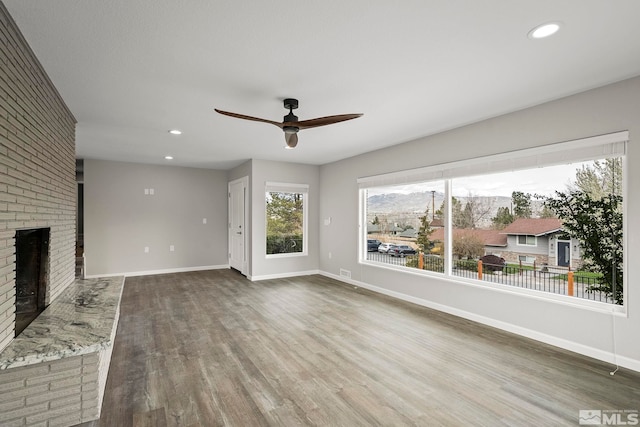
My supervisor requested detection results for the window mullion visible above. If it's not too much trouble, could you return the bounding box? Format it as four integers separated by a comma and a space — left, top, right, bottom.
444, 179, 453, 276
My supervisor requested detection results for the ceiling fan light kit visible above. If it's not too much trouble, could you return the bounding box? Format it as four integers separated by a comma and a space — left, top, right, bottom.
215, 98, 362, 148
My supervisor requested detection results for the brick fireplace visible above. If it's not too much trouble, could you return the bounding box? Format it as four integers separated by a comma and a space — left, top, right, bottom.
0, 3, 77, 352
0, 4, 127, 423
0, 4, 106, 425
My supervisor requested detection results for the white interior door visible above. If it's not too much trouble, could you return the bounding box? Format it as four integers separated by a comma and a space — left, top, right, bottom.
229, 177, 247, 274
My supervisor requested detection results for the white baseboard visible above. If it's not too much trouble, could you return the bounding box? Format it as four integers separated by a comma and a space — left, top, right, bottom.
249, 269, 320, 282
320, 271, 640, 373
84, 264, 229, 279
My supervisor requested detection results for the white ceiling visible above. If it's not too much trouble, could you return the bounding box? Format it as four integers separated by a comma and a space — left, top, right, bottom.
5, 1, 640, 170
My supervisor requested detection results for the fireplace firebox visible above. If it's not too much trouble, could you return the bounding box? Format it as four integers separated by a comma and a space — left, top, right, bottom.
15, 228, 50, 336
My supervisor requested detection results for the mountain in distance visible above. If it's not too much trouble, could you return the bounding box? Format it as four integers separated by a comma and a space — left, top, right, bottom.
366, 191, 445, 213
367, 191, 513, 214
367, 190, 551, 229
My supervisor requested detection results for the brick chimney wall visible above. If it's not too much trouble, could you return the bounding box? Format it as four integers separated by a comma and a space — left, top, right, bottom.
0, 3, 77, 352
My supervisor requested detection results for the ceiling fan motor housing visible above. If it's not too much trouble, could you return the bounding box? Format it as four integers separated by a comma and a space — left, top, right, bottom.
283, 98, 299, 110
283, 98, 299, 124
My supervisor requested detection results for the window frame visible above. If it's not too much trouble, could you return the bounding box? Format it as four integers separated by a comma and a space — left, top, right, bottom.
517, 235, 537, 246
265, 182, 309, 258
358, 132, 628, 312
518, 255, 536, 264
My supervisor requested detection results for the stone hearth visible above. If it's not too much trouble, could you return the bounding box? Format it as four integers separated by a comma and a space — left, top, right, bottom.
0, 276, 124, 425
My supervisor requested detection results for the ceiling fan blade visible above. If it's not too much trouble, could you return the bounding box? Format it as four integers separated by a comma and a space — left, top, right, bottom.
285, 132, 298, 148
293, 113, 363, 129
215, 109, 284, 128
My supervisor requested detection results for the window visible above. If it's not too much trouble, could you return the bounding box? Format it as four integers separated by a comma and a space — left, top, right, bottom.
359, 132, 626, 307
363, 180, 446, 273
266, 182, 308, 257
517, 235, 536, 246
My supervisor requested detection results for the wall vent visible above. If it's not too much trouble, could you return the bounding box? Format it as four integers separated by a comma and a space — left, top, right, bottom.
339, 268, 351, 279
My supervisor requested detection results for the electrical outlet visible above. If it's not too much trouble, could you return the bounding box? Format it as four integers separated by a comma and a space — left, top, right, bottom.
144, 246, 149, 253
170, 245, 175, 252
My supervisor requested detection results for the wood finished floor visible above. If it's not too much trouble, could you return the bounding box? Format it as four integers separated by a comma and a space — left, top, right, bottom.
80, 269, 640, 426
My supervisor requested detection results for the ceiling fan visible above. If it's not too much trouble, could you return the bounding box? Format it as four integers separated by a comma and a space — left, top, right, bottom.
215, 98, 362, 148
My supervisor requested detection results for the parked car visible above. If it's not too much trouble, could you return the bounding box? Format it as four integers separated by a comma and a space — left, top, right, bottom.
480, 254, 506, 272
367, 239, 382, 252
390, 245, 416, 257
377, 243, 396, 253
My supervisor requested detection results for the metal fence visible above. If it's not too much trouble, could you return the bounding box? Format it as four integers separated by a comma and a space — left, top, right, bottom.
366, 251, 613, 304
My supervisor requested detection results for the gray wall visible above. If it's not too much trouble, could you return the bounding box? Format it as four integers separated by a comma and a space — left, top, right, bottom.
0, 4, 76, 352
504, 235, 549, 256
250, 159, 320, 279
84, 160, 228, 276
319, 76, 640, 370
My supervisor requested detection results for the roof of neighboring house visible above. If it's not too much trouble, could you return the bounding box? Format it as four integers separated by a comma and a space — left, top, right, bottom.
367, 223, 404, 233
430, 228, 507, 247
399, 228, 418, 238
500, 218, 562, 236
430, 218, 444, 228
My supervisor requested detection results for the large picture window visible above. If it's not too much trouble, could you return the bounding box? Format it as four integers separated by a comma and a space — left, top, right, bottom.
359, 132, 626, 307
266, 182, 308, 257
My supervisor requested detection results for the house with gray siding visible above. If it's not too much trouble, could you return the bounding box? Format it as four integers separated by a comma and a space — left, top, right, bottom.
499, 218, 581, 268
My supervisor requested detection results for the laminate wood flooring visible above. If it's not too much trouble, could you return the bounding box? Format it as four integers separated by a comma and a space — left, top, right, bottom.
80, 269, 640, 426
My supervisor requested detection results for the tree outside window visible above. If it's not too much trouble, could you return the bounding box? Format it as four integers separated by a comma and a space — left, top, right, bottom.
266, 191, 305, 255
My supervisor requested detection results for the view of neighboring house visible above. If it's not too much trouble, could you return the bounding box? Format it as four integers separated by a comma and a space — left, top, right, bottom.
387, 217, 582, 269
430, 228, 507, 256
499, 218, 581, 268
429, 218, 444, 228
398, 228, 418, 239
367, 223, 405, 235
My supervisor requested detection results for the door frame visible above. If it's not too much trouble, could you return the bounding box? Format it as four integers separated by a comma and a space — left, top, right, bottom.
228, 176, 249, 275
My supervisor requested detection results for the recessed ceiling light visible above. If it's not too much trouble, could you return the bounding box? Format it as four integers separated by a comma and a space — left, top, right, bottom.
528, 22, 561, 39
164, 155, 174, 160
168, 129, 182, 135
